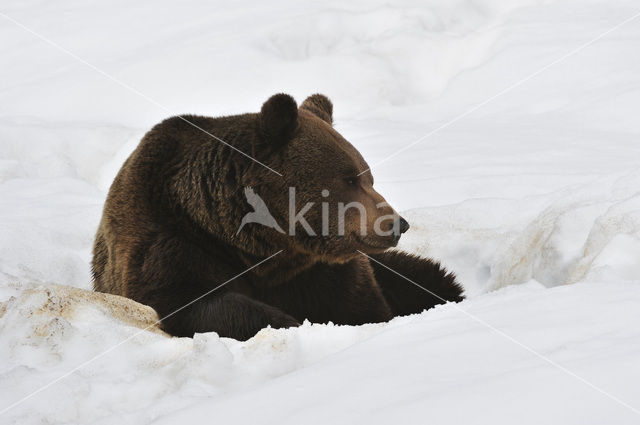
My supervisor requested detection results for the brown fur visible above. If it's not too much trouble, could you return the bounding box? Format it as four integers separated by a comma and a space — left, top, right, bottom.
92, 93, 463, 340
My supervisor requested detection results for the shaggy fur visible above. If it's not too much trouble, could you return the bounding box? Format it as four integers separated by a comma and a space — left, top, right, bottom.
92, 93, 464, 340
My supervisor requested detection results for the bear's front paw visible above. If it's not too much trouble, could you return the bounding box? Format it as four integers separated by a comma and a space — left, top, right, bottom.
270, 314, 301, 330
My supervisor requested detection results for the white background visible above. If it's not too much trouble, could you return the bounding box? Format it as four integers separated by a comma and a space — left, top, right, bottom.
1, 0, 639, 423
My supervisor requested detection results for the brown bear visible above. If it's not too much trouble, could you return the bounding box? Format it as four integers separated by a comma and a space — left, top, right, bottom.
92, 93, 463, 340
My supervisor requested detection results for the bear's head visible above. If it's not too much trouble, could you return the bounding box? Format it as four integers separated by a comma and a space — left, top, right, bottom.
234, 93, 409, 263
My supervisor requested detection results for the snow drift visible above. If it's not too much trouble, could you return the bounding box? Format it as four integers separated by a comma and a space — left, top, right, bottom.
1, 0, 639, 423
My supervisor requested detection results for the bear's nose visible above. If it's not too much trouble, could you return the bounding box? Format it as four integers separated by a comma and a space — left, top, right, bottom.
399, 217, 410, 234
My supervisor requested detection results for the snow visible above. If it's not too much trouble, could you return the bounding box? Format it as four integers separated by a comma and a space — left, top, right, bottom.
1, 0, 639, 423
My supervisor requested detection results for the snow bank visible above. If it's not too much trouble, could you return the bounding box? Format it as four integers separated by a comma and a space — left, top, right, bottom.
398, 170, 640, 295
2, 281, 639, 424
1, 0, 639, 423
155, 281, 640, 425
0, 284, 396, 423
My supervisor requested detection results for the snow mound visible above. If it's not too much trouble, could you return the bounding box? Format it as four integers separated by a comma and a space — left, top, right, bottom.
398, 171, 640, 295
155, 280, 640, 425
1, 0, 640, 423
0, 283, 399, 424
0, 284, 164, 339
5, 280, 640, 424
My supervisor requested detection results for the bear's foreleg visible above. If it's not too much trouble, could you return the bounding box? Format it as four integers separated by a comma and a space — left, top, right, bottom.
159, 292, 300, 340
368, 251, 464, 317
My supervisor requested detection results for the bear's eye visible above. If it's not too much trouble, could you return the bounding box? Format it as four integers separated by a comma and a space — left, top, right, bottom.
345, 177, 358, 187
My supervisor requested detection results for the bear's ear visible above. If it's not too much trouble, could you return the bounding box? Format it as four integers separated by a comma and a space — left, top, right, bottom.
300, 94, 333, 125
260, 93, 298, 149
